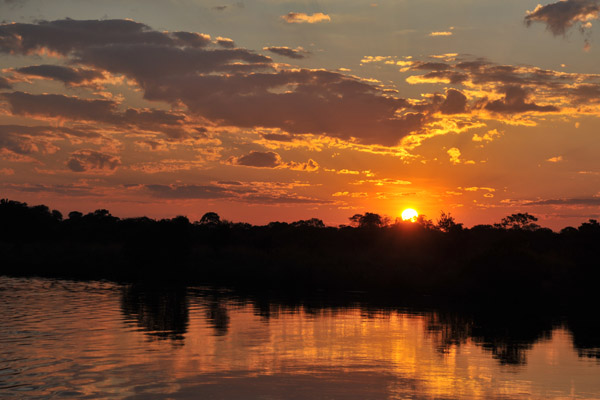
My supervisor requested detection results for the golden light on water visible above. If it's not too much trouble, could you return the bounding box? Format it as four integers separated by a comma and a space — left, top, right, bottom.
401, 208, 419, 222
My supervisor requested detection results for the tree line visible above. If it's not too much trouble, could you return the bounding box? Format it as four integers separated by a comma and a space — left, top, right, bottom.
1, 198, 599, 300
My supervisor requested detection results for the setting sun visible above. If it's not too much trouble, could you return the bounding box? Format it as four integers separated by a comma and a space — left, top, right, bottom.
401, 208, 419, 222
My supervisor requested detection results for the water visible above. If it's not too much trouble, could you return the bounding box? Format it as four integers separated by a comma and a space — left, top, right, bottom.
1, 276, 599, 399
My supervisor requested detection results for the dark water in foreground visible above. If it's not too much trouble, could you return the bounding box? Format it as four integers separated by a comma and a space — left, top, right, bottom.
1, 276, 600, 399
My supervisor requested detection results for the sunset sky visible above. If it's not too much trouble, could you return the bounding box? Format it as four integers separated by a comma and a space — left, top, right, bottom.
1, 0, 599, 229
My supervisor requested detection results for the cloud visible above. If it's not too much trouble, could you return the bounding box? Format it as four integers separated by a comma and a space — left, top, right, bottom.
484, 86, 559, 114
0, 124, 99, 157
547, 155, 564, 162
263, 46, 309, 59
66, 149, 121, 172
281, 12, 331, 24
287, 158, 319, 171
472, 129, 503, 142
439, 89, 468, 114
227, 150, 319, 171
526, 197, 600, 205
0, 76, 11, 89
144, 184, 231, 199
0, 19, 435, 146
1, 91, 193, 138
1, 183, 98, 196
143, 183, 326, 204
429, 31, 453, 36
241, 194, 328, 204
448, 147, 462, 164
216, 37, 235, 48
406, 57, 600, 114
129, 159, 206, 173
447, 147, 474, 165
525, 0, 600, 36
230, 150, 282, 168
14, 65, 103, 86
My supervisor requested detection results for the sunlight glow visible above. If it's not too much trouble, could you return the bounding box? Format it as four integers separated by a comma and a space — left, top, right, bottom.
401, 208, 419, 222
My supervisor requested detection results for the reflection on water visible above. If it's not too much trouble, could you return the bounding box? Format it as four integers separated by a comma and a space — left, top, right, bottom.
121, 285, 188, 343
1, 276, 600, 399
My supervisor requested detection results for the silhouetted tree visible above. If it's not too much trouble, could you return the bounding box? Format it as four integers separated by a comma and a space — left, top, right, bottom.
578, 219, 600, 234
495, 213, 539, 230
68, 211, 83, 220
436, 211, 463, 232
291, 218, 325, 228
198, 211, 220, 225
349, 212, 388, 228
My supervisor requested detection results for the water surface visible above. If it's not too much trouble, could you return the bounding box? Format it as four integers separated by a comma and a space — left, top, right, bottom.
1, 276, 599, 399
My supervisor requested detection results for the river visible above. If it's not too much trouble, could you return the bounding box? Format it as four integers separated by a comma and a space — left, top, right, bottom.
1, 276, 599, 399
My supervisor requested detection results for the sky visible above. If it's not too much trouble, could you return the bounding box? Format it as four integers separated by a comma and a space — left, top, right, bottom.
1, 0, 599, 229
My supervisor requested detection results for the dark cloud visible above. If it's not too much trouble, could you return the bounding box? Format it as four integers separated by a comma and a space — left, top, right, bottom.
0, 19, 477, 146
526, 197, 600, 206
525, 0, 600, 36
0, 76, 11, 89
213, 5, 228, 11
145, 184, 231, 199
0, 19, 212, 55
227, 150, 319, 171
262, 133, 294, 141
15, 65, 103, 85
1, 183, 96, 196
439, 89, 468, 114
143, 183, 327, 204
230, 151, 281, 168
484, 86, 559, 114
242, 194, 329, 204
216, 37, 235, 48
0, 124, 100, 156
263, 46, 308, 59
408, 57, 600, 112
2, 92, 192, 138
217, 181, 243, 185
66, 149, 121, 172
3, 91, 116, 121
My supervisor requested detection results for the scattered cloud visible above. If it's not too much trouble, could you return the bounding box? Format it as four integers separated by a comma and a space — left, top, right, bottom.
144, 184, 232, 199
525, 0, 599, 36
526, 197, 600, 206
485, 86, 559, 114
1, 91, 194, 138
447, 147, 474, 165
281, 12, 331, 24
472, 129, 503, 142
263, 46, 309, 59
229, 150, 282, 168
13, 65, 104, 86
525, 0, 600, 49
143, 183, 327, 204
429, 31, 453, 37
0, 76, 12, 89
547, 155, 564, 162
216, 36, 235, 48
227, 150, 318, 171
66, 149, 121, 173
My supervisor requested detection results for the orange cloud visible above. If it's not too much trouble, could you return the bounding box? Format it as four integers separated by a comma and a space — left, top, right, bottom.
281, 12, 331, 24
428, 31, 453, 36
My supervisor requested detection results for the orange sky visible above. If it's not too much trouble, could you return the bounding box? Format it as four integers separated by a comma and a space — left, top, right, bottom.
1, 1, 599, 229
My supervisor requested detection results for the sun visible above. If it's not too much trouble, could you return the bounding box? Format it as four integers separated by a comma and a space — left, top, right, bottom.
401, 208, 419, 222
